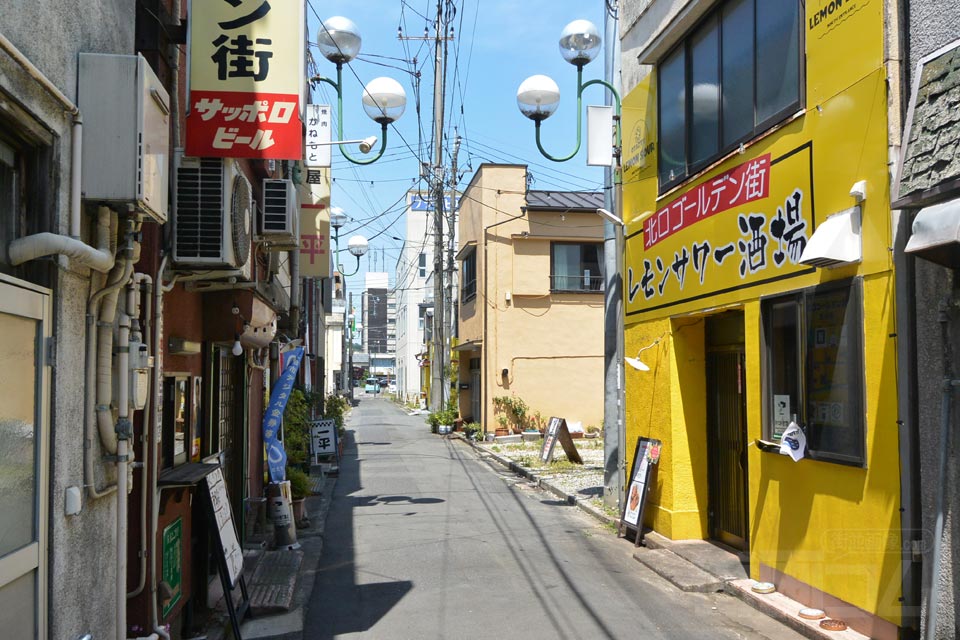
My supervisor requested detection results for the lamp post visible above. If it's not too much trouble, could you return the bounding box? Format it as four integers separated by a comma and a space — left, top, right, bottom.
517, 18, 624, 510
330, 207, 369, 399
312, 16, 408, 165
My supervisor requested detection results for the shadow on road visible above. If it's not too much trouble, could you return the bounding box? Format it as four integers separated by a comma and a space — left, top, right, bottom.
303, 428, 413, 639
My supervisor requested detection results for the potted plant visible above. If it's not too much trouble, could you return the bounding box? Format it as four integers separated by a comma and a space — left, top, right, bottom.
286, 467, 312, 527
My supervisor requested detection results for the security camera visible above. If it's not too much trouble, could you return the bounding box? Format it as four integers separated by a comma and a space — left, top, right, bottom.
359, 136, 378, 154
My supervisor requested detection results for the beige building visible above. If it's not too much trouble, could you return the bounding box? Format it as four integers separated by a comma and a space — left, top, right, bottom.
455, 164, 606, 433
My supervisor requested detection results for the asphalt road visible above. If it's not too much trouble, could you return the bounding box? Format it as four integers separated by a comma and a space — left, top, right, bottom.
303, 397, 803, 640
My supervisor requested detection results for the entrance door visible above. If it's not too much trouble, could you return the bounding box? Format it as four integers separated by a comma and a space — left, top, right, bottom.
0, 278, 50, 639
706, 312, 748, 550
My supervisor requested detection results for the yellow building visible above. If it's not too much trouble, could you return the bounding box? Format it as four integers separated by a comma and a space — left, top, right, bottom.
620, 1, 901, 637
456, 164, 606, 433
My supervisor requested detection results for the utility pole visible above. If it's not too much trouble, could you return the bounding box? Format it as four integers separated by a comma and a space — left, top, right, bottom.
445, 133, 460, 344
430, 0, 448, 411
602, 1, 624, 510
347, 290, 355, 402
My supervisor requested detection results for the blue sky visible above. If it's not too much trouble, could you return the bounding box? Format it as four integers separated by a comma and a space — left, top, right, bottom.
305, 0, 614, 292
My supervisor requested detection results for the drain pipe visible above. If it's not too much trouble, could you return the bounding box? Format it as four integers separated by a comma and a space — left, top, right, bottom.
128, 273, 152, 600
925, 300, 959, 640
150, 256, 177, 640
116, 307, 133, 640
97, 225, 140, 456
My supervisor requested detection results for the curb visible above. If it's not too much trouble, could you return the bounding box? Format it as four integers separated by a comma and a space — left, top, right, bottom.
452, 434, 618, 527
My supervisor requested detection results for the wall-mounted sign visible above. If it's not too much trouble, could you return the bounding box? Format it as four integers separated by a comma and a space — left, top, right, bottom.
626, 144, 815, 316
161, 518, 183, 618
305, 104, 332, 168
186, 0, 304, 159
298, 179, 330, 278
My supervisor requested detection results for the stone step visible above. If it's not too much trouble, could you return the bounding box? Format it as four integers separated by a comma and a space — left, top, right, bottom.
632, 547, 725, 593
247, 549, 304, 615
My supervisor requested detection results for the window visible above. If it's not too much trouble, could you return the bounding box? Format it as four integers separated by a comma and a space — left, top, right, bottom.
162, 376, 191, 468
461, 247, 477, 302
658, 0, 802, 189
418, 252, 427, 278
762, 279, 865, 465
551, 242, 604, 292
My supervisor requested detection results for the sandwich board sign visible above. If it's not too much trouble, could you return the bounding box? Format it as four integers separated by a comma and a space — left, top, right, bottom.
619, 437, 662, 546
539, 417, 583, 464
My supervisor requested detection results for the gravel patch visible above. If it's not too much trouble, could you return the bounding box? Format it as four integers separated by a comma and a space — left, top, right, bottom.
476, 438, 606, 509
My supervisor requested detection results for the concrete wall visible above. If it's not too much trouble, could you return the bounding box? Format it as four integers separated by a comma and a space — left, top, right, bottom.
905, 3, 960, 638
1, 1, 135, 638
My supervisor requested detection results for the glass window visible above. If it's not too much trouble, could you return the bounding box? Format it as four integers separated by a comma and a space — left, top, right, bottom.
721, 0, 754, 146
0, 310, 38, 557
756, 0, 801, 124
461, 248, 477, 302
418, 252, 427, 278
762, 279, 864, 465
658, 0, 802, 189
162, 377, 190, 468
658, 47, 687, 186
690, 16, 720, 166
551, 242, 604, 292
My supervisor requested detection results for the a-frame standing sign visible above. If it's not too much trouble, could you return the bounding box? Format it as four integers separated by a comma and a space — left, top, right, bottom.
202, 466, 252, 638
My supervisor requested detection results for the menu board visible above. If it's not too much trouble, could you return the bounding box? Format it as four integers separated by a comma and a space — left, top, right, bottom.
621, 437, 662, 537
204, 466, 243, 587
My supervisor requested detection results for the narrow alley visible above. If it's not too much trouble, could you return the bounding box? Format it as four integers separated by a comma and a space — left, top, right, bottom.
303, 398, 803, 640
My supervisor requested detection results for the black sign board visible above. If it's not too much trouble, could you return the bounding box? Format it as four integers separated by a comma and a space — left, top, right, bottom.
202, 466, 251, 638
539, 417, 583, 465
619, 437, 662, 546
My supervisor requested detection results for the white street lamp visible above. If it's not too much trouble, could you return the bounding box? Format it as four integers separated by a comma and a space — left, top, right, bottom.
312, 16, 408, 164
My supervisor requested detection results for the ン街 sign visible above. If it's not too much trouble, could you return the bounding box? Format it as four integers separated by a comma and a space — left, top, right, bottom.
186, 0, 305, 159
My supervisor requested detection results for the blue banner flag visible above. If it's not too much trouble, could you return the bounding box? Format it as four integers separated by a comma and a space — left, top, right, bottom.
264, 347, 305, 483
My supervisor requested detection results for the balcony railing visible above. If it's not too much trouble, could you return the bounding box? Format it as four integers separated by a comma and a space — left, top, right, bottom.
550, 274, 604, 293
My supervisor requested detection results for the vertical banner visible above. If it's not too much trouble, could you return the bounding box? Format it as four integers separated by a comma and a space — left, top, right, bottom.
187, 0, 304, 159
264, 346, 305, 482
305, 104, 332, 168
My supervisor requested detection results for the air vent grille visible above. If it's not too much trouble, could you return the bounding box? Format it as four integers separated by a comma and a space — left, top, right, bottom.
262, 180, 290, 233
175, 158, 225, 259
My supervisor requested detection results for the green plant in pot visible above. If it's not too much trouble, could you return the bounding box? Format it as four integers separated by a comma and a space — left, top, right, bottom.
286, 466, 311, 527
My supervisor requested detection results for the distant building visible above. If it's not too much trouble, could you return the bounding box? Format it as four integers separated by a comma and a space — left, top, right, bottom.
456, 164, 605, 432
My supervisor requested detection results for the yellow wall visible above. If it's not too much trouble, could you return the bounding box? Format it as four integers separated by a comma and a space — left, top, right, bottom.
621, 0, 900, 625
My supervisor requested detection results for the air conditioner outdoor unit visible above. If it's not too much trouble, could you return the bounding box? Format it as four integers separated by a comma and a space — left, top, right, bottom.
259, 178, 299, 250
172, 151, 253, 281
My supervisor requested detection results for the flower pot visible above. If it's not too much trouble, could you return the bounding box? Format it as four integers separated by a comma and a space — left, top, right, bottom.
495, 427, 509, 437
291, 497, 307, 527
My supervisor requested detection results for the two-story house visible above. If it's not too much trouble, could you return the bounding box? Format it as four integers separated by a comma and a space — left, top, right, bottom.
456, 164, 605, 434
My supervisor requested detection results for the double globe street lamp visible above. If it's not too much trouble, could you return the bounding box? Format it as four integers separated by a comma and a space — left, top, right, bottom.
516, 19, 621, 162
517, 19, 625, 510
312, 16, 408, 165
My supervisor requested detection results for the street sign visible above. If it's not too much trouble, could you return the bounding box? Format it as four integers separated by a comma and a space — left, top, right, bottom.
311, 419, 338, 464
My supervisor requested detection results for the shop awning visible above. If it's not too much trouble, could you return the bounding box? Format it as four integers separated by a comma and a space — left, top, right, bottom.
799, 206, 861, 268
158, 462, 219, 488
905, 197, 960, 267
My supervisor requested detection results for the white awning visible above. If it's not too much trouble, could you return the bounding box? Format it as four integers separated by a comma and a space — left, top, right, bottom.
799, 206, 862, 268
905, 197, 960, 268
